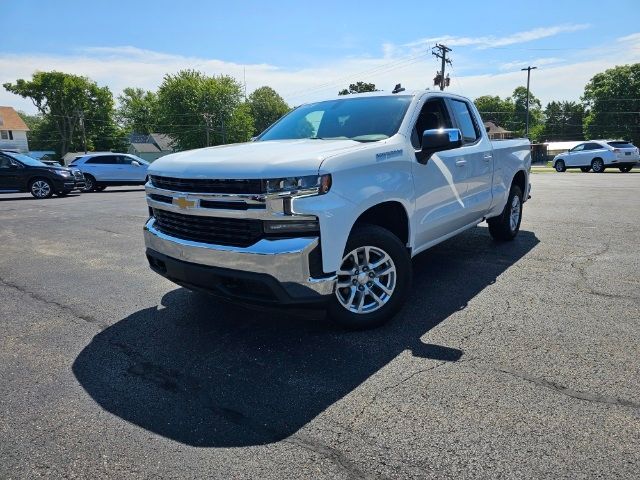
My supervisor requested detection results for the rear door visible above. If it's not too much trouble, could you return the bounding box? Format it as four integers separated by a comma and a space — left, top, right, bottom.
83, 155, 119, 180
446, 97, 493, 224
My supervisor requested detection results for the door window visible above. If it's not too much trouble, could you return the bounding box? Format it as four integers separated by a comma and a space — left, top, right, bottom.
411, 99, 452, 148
118, 156, 133, 165
86, 156, 117, 164
584, 143, 602, 150
449, 100, 480, 144
570, 144, 585, 153
0, 155, 13, 168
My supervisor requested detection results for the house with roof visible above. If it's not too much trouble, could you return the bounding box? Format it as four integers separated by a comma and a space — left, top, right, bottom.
483, 121, 513, 140
0, 106, 30, 152
128, 132, 175, 162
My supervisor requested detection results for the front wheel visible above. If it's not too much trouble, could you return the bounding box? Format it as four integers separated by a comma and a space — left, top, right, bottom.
29, 178, 54, 199
619, 166, 633, 173
328, 225, 412, 330
488, 185, 523, 241
82, 175, 95, 192
554, 160, 566, 172
591, 158, 605, 173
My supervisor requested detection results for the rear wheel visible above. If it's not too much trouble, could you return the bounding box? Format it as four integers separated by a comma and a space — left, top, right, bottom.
619, 166, 633, 173
580, 167, 590, 173
82, 175, 96, 192
591, 158, 605, 173
29, 178, 54, 199
488, 185, 523, 241
328, 225, 411, 330
554, 160, 566, 172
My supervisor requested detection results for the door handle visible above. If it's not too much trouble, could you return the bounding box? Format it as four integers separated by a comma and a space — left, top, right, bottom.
483, 154, 493, 162
455, 159, 467, 167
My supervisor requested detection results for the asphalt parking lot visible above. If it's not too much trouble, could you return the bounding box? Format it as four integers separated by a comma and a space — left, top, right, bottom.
1, 173, 639, 479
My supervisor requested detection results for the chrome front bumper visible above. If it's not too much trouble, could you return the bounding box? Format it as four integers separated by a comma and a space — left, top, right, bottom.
144, 218, 336, 300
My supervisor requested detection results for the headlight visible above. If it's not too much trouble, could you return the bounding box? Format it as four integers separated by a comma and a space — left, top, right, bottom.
55, 170, 72, 177
264, 174, 331, 196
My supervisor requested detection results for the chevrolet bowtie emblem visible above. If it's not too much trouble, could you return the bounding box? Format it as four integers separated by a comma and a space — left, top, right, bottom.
173, 196, 196, 209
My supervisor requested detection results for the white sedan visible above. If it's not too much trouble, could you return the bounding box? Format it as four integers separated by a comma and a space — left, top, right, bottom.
552, 140, 639, 173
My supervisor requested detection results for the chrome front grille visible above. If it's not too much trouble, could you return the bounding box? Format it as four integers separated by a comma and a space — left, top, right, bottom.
152, 209, 263, 247
150, 175, 265, 194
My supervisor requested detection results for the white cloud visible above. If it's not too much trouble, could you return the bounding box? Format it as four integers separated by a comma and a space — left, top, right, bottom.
1, 29, 637, 116
405, 24, 590, 49
498, 57, 564, 71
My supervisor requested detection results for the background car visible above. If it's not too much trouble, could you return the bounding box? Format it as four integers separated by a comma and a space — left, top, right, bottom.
0, 150, 85, 198
70, 153, 150, 192
552, 140, 639, 173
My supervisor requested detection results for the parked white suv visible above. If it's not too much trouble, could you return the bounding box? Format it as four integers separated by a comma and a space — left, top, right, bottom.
70, 153, 150, 191
552, 140, 639, 173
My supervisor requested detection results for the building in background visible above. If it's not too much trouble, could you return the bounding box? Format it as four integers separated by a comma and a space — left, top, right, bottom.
483, 121, 513, 140
0, 106, 29, 152
127, 133, 175, 162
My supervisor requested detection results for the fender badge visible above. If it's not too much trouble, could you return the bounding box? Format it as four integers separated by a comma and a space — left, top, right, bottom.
173, 196, 196, 209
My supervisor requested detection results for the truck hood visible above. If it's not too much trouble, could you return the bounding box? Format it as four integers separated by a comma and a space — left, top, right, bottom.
148, 139, 366, 178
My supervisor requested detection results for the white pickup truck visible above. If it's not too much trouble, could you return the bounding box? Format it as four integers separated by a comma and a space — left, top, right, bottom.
144, 90, 531, 328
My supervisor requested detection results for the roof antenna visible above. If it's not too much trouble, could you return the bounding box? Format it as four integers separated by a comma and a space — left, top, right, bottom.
392, 83, 405, 94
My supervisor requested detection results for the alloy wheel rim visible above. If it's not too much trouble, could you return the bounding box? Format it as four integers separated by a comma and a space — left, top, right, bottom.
510, 195, 521, 232
593, 160, 603, 172
32, 180, 50, 198
84, 178, 93, 191
556, 162, 563, 171
335, 246, 396, 314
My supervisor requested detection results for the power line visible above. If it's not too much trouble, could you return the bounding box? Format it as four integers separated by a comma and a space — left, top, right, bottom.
432, 44, 452, 91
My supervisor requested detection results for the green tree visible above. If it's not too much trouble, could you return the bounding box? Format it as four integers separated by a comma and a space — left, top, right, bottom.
511, 86, 542, 137
540, 101, 585, 141
338, 81, 378, 95
3, 71, 120, 156
156, 70, 252, 150
474, 95, 515, 130
247, 86, 290, 135
116, 87, 158, 134
582, 63, 640, 145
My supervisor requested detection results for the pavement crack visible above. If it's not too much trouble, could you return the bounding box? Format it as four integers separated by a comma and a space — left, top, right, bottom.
497, 366, 640, 409
0, 274, 109, 331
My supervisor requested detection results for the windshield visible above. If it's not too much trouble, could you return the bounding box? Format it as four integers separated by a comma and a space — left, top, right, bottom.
6, 152, 49, 167
258, 95, 412, 142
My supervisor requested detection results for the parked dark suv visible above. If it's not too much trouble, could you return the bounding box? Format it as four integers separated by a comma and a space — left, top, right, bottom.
0, 150, 86, 198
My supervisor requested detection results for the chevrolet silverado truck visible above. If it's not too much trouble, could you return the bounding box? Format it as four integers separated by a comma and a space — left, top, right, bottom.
144, 90, 531, 329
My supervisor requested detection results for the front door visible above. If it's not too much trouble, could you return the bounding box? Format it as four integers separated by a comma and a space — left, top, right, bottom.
0, 154, 21, 190
411, 96, 470, 248
566, 144, 585, 166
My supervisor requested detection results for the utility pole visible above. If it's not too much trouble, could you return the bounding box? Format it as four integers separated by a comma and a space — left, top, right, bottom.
202, 113, 213, 147
77, 110, 87, 153
432, 44, 452, 91
521, 66, 537, 137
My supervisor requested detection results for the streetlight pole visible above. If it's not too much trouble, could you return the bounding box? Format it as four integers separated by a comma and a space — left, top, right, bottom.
521, 66, 537, 137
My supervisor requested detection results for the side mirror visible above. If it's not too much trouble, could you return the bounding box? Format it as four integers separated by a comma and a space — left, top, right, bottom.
131, 160, 140, 166
417, 128, 463, 164
8, 163, 18, 169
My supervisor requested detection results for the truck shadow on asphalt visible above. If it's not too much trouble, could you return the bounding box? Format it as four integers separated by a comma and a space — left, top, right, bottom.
73, 227, 539, 447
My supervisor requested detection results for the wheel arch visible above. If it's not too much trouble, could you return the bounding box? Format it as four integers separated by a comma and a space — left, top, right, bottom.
511, 169, 527, 197
351, 201, 410, 248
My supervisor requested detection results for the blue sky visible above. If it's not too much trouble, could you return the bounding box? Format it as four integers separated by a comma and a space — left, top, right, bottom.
2, 0, 639, 112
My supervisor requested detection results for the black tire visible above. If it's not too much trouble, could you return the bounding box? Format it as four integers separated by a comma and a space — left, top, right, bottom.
56, 190, 72, 197
580, 167, 590, 173
328, 224, 412, 330
94, 185, 107, 192
487, 184, 523, 242
82, 175, 96, 192
29, 178, 54, 199
619, 166, 632, 173
554, 160, 566, 172
591, 158, 605, 173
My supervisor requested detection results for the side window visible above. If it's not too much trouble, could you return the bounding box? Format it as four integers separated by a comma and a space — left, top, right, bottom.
87, 156, 117, 164
449, 100, 480, 144
571, 144, 585, 152
585, 143, 602, 150
118, 156, 133, 165
411, 99, 453, 148
0, 155, 12, 168
0, 130, 8, 140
